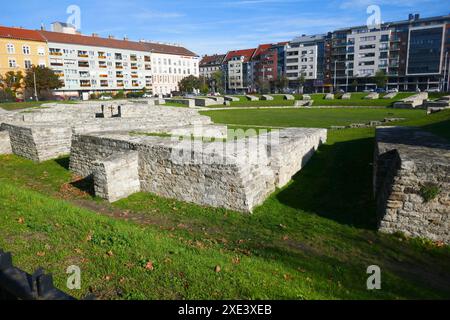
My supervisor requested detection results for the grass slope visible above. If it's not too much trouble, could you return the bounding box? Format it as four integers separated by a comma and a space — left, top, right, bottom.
0, 109, 449, 300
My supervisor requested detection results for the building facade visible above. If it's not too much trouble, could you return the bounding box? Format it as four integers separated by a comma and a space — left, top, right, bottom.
0, 26, 48, 77
223, 48, 256, 93
329, 14, 450, 92
199, 54, 225, 79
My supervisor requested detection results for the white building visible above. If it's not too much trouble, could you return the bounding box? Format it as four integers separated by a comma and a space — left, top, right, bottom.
285, 34, 326, 81
39, 23, 198, 97
346, 29, 392, 78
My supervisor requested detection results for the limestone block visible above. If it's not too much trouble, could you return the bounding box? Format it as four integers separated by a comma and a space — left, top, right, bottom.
93, 151, 140, 202
245, 95, 259, 101
342, 93, 352, 100
0, 131, 12, 154
294, 100, 313, 107
284, 94, 295, 100
195, 98, 216, 107
364, 92, 379, 100
325, 94, 334, 100
302, 95, 312, 101
224, 96, 240, 102
165, 98, 195, 108
383, 92, 398, 99
261, 95, 274, 101
210, 97, 225, 104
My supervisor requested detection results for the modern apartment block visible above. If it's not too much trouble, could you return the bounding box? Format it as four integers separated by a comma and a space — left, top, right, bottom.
285, 34, 328, 88
252, 43, 287, 85
329, 13, 450, 92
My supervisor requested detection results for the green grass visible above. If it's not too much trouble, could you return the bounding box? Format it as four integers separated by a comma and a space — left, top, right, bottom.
0, 108, 449, 300
201, 107, 426, 128
305, 93, 414, 107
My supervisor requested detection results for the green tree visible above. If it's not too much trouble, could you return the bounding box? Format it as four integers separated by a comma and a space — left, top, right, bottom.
298, 74, 306, 94
0, 71, 24, 98
24, 66, 63, 99
211, 70, 224, 93
178, 75, 201, 93
374, 69, 388, 89
352, 79, 359, 92
276, 76, 289, 92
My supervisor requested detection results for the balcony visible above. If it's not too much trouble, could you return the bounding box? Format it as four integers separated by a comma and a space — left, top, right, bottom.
99, 74, 108, 78
116, 74, 124, 78
116, 65, 123, 69
131, 75, 138, 79
99, 65, 107, 69
117, 83, 124, 87
80, 82, 91, 88
50, 52, 62, 56
131, 66, 138, 70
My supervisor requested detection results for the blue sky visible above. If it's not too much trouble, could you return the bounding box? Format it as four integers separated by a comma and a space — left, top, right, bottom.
1, 0, 448, 55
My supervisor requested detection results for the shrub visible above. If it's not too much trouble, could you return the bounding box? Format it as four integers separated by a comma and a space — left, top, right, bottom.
420, 183, 440, 203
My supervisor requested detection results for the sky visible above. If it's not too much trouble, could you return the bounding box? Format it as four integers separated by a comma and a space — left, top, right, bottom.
0, 0, 448, 55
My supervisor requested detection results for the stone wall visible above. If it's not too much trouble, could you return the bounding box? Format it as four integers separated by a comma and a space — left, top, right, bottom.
93, 151, 141, 202
70, 128, 327, 212
0, 130, 12, 154
165, 98, 195, 108
374, 127, 450, 244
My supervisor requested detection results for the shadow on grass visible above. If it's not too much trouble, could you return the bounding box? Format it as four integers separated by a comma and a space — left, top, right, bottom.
277, 137, 377, 230
421, 118, 450, 142
54, 157, 70, 170
70, 175, 96, 197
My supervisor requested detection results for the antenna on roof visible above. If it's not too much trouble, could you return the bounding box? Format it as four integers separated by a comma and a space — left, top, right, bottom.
40, 22, 45, 31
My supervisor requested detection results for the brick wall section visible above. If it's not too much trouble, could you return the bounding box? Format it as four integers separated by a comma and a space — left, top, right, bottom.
374, 127, 450, 244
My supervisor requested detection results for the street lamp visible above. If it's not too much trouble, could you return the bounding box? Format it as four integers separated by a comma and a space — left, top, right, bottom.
33, 70, 39, 102
333, 60, 337, 92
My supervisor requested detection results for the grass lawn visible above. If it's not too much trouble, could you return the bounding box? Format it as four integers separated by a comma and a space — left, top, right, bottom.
201, 107, 427, 128
0, 108, 449, 300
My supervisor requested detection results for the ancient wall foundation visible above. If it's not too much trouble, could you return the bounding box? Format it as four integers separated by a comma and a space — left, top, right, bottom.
374, 127, 450, 244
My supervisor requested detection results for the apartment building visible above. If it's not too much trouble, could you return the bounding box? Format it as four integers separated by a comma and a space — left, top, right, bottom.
285, 34, 327, 88
252, 43, 288, 88
223, 48, 256, 93
37, 23, 199, 97
199, 54, 225, 78
0, 26, 48, 77
330, 14, 450, 91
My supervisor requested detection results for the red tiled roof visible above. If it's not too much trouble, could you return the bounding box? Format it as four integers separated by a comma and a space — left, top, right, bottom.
224, 48, 256, 63
0, 26, 46, 42
200, 54, 226, 66
38, 30, 197, 57
253, 44, 272, 58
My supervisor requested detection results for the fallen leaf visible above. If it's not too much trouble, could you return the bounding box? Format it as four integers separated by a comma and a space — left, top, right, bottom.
282, 235, 289, 241
215, 265, 221, 273
107, 250, 114, 257
36, 251, 46, 257
145, 261, 154, 271
18, 217, 25, 224
104, 275, 112, 281
75, 248, 83, 254
232, 257, 240, 265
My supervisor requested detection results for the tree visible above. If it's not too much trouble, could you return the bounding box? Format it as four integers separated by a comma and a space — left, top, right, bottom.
24, 66, 63, 99
298, 74, 306, 94
275, 76, 289, 93
178, 75, 201, 93
352, 79, 359, 92
0, 71, 24, 98
374, 69, 388, 89
211, 70, 224, 93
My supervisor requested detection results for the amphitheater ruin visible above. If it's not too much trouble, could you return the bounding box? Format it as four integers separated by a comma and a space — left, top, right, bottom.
0, 100, 327, 212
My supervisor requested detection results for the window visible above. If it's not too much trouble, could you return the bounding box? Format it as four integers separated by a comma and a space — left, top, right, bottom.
24, 60, 32, 69
8, 59, 17, 68
7, 44, 15, 54
38, 47, 45, 56
22, 45, 30, 55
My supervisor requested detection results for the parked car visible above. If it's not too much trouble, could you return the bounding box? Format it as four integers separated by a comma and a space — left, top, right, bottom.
375, 88, 386, 93
426, 88, 441, 93
142, 94, 153, 98
387, 88, 399, 93
69, 96, 80, 101
99, 95, 113, 100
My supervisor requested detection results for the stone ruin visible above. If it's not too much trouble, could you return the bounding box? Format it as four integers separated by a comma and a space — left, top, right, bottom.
0, 100, 327, 213
374, 126, 450, 244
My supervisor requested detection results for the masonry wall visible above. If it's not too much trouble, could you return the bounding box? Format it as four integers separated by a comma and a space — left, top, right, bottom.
374, 127, 450, 244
